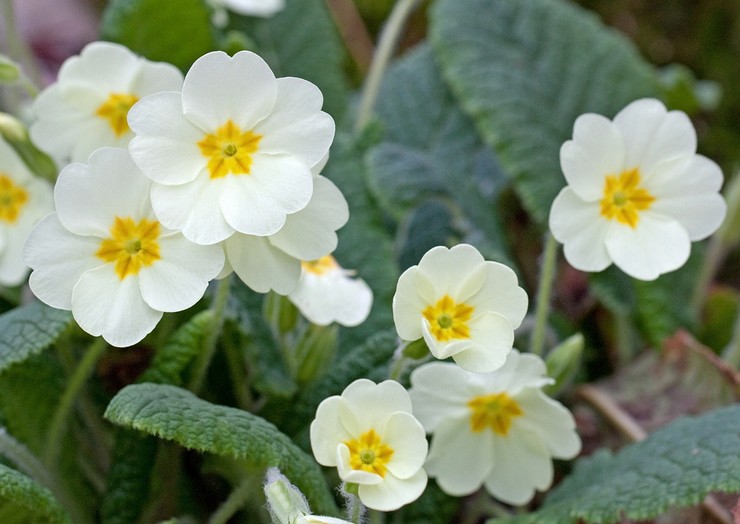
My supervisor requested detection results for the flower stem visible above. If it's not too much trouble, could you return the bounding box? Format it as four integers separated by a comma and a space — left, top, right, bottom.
43, 337, 108, 468
690, 235, 725, 315
529, 233, 559, 356
188, 275, 231, 394
354, 0, 422, 133
207, 477, 254, 524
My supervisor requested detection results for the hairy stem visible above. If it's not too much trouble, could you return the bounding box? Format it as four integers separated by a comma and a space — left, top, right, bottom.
208, 477, 254, 524
529, 233, 559, 356
354, 0, 422, 132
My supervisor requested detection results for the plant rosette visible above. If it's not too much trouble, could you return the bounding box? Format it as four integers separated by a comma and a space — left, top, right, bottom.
549, 98, 727, 280
0, 136, 53, 287
29, 41, 183, 164
393, 243, 528, 373
309, 379, 428, 512
23, 147, 225, 347
409, 350, 581, 505
128, 50, 335, 246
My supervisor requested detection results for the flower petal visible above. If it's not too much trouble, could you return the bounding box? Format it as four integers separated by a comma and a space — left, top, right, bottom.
225, 234, 300, 294
71, 265, 162, 347
288, 270, 372, 327
341, 380, 413, 431
604, 213, 690, 280
549, 187, 612, 273
181, 50, 277, 130
310, 396, 351, 467
467, 261, 528, 329
450, 311, 513, 373
382, 412, 427, 479
515, 389, 581, 459
560, 113, 625, 201
336, 444, 383, 485
392, 267, 430, 341
357, 469, 427, 512
416, 244, 486, 295
409, 362, 476, 431
425, 415, 492, 496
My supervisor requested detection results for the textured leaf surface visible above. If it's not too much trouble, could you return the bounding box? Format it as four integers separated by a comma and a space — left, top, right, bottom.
0, 301, 72, 374
100, 0, 215, 70
232, 0, 349, 118
104, 383, 337, 515
430, 0, 660, 225
496, 404, 740, 524
0, 463, 71, 523
367, 44, 512, 267
101, 311, 214, 524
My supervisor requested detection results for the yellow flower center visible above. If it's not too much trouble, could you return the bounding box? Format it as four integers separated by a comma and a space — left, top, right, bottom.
422, 295, 474, 342
302, 255, 339, 275
95, 92, 139, 137
95, 216, 161, 280
467, 392, 523, 435
599, 167, 655, 228
0, 174, 28, 224
197, 120, 262, 179
345, 429, 394, 478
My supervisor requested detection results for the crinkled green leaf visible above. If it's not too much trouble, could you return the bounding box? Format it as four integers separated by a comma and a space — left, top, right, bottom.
230, 0, 349, 118
429, 0, 660, 225
0, 302, 72, 374
101, 0, 216, 71
366, 44, 513, 267
494, 404, 740, 524
104, 383, 337, 515
101, 310, 214, 524
0, 463, 71, 523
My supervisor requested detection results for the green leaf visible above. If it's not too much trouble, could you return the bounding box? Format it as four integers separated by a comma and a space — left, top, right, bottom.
101, 311, 215, 524
494, 404, 740, 524
366, 44, 513, 266
429, 0, 660, 225
0, 302, 72, 374
231, 0, 349, 118
0, 463, 71, 523
100, 0, 216, 71
104, 383, 337, 515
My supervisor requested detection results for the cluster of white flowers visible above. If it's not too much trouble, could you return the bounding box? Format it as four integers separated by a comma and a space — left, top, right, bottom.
16, 41, 370, 346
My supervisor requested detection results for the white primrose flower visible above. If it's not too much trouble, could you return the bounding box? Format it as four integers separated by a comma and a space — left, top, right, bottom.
29, 41, 183, 163
221, 173, 348, 295
287, 255, 372, 327
23, 147, 225, 347
310, 379, 428, 512
264, 468, 353, 524
128, 50, 335, 245
393, 244, 528, 373
409, 351, 581, 505
549, 98, 727, 281
0, 137, 53, 287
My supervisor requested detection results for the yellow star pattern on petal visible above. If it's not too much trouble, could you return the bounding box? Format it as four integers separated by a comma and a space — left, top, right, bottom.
198, 120, 262, 179
96, 216, 161, 280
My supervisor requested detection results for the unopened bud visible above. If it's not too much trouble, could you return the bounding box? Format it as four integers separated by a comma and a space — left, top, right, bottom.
264, 292, 299, 334
0, 55, 20, 83
544, 333, 583, 397
292, 323, 338, 384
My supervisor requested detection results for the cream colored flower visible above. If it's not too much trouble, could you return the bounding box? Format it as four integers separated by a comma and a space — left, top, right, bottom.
409, 351, 581, 505
310, 379, 428, 512
24, 148, 224, 347
287, 255, 372, 326
0, 137, 53, 286
549, 98, 726, 280
393, 244, 528, 372
29, 41, 183, 163
128, 50, 334, 245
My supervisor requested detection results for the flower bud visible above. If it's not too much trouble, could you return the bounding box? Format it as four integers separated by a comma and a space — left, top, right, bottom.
0, 55, 20, 83
292, 324, 338, 384
544, 333, 583, 397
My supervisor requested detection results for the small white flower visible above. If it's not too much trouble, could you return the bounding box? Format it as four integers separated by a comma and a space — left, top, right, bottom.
24, 148, 224, 347
128, 50, 335, 245
287, 255, 372, 327
549, 98, 727, 281
392, 244, 528, 373
29, 41, 183, 163
222, 174, 348, 295
310, 379, 428, 512
409, 351, 581, 505
0, 137, 53, 287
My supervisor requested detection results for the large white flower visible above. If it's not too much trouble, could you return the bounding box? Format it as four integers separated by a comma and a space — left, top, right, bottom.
0, 137, 53, 287
549, 98, 727, 281
29, 41, 183, 163
222, 174, 349, 295
408, 351, 581, 505
310, 379, 428, 512
128, 50, 335, 245
287, 255, 372, 327
393, 244, 528, 373
23, 147, 224, 347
